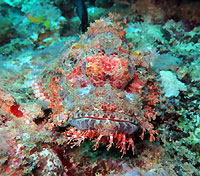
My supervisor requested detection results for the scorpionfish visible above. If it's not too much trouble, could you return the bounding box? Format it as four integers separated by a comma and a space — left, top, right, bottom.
27, 14, 160, 157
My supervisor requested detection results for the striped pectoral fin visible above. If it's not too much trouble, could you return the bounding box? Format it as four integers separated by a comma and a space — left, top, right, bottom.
24, 78, 50, 102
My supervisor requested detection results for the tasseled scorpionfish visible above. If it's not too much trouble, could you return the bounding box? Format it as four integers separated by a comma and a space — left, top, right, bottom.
27, 14, 160, 157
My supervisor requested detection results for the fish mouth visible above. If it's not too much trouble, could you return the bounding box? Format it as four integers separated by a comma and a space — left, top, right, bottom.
69, 111, 139, 135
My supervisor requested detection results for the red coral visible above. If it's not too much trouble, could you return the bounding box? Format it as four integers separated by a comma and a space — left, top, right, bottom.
10, 104, 23, 118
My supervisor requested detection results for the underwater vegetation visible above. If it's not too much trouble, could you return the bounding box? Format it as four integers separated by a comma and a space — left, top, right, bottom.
0, 0, 200, 175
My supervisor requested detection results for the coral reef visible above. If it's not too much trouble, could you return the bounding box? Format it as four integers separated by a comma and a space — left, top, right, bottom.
0, 88, 65, 175
160, 71, 187, 97
114, 0, 200, 25
0, 0, 66, 55
0, 0, 200, 175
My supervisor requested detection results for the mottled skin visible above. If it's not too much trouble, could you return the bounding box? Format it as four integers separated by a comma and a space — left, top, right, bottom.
30, 14, 160, 157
